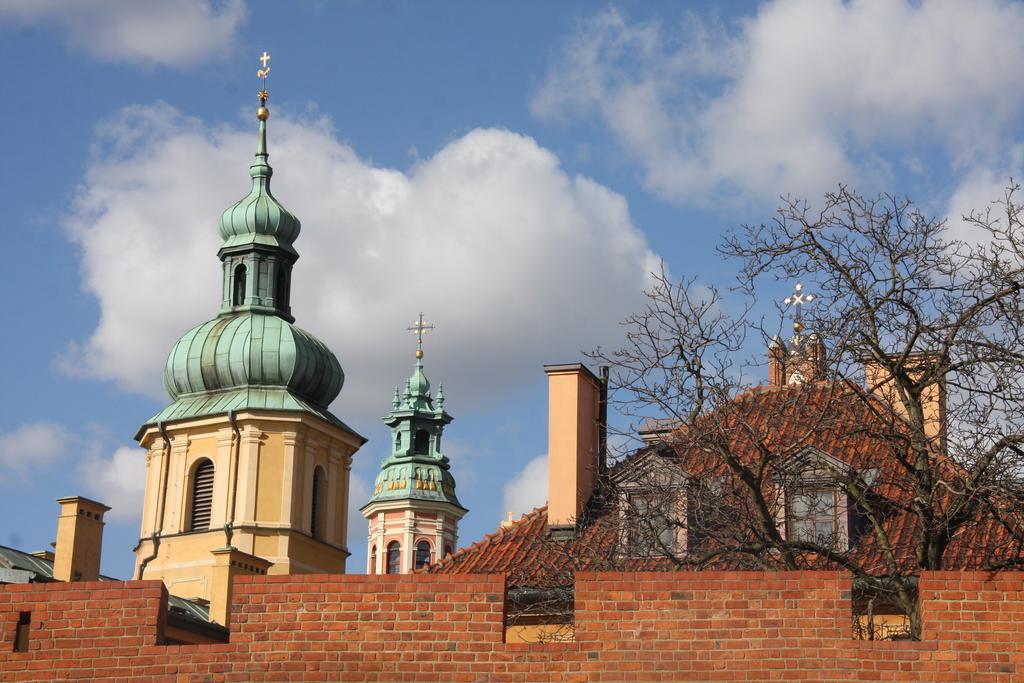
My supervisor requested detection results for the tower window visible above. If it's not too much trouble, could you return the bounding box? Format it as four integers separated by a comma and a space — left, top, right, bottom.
369, 545, 377, 575
311, 466, 327, 540
188, 459, 215, 531
275, 267, 288, 310
414, 429, 430, 455
232, 263, 247, 306
386, 541, 401, 574
415, 540, 431, 570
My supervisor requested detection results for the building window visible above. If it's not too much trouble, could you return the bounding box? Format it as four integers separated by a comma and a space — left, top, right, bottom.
386, 542, 401, 574
188, 459, 215, 531
415, 541, 431, 569
311, 466, 326, 541
274, 267, 288, 310
789, 488, 840, 545
369, 546, 377, 575
414, 429, 429, 455
444, 545, 453, 559
623, 491, 675, 556
232, 263, 247, 306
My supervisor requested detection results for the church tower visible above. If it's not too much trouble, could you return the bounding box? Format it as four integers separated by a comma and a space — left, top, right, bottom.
361, 317, 466, 574
133, 57, 365, 620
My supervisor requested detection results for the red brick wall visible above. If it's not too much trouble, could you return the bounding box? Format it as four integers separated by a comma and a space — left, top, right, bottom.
1, 571, 1022, 682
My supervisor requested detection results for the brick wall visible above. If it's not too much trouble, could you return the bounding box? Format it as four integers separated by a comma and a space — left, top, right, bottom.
1, 571, 1022, 682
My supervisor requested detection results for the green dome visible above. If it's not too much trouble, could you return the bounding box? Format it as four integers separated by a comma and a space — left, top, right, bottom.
217, 119, 300, 254
163, 312, 343, 408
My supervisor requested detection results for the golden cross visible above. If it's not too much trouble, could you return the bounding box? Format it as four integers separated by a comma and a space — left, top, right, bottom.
783, 282, 816, 323
783, 282, 816, 341
257, 51, 271, 104
407, 313, 435, 359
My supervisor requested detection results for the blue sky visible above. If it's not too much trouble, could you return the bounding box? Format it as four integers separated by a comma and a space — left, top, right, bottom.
3, 0, 1024, 578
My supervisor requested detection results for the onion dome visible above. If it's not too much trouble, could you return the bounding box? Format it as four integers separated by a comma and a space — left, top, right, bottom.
139, 95, 360, 443
163, 313, 343, 408
217, 116, 300, 255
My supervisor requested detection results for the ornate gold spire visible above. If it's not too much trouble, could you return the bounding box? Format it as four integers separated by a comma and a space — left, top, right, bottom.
407, 312, 435, 359
783, 282, 816, 346
256, 51, 271, 121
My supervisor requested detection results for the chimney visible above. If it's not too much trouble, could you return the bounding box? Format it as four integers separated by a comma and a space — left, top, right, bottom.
768, 337, 787, 386
544, 363, 602, 537
53, 496, 110, 582
864, 353, 947, 445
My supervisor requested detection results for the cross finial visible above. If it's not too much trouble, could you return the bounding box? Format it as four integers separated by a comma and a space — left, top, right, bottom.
407, 313, 435, 360
783, 282, 816, 341
257, 51, 271, 106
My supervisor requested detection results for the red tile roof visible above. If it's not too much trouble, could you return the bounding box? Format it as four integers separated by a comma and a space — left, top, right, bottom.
431, 380, 1018, 586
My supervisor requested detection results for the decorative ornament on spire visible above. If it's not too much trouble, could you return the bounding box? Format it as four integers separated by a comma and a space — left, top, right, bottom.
407, 312, 435, 360
783, 282, 816, 348
257, 51, 271, 120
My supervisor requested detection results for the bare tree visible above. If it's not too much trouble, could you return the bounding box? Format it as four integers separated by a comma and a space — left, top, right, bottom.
575, 185, 1024, 639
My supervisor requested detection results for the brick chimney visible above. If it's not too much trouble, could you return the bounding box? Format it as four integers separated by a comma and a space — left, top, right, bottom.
53, 496, 110, 582
544, 363, 602, 537
864, 353, 946, 445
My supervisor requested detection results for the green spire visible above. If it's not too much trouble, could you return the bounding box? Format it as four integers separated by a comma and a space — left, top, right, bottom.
217, 110, 301, 256
362, 343, 464, 512
141, 67, 360, 444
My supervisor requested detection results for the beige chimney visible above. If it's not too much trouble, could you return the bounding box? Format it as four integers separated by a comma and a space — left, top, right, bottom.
209, 547, 271, 627
53, 496, 110, 582
545, 363, 602, 535
864, 353, 946, 445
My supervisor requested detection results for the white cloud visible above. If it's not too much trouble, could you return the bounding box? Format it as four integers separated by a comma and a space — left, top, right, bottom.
59, 104, 658, 425
0, 0, 245, 67
501, 454, 548, 517
534, 1, 1024, 206
0, 421, 71, 480
78, 446, 146, 522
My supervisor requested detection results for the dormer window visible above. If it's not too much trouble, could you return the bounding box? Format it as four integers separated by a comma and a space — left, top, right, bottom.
616, 453, 686, 557
782, 447, 850, 549
788, 488, 841, 545
623, 491, 676, 556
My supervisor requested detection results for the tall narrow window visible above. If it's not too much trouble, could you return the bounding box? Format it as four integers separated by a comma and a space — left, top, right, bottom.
13, 612, 30, 653
189, 459, 215, 531
232, 263, 247, 306
369, 545, 377, 575
415, 540, 431, 570
274, 267, 288, 310
311, 466, 326, 540
386, 541, 401, 574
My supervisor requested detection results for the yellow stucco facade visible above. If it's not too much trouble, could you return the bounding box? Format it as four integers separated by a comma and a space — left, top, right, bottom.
134, 410, 362, 606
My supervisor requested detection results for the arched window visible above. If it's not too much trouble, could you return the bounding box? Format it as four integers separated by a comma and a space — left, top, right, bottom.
189, 459, 215, 531
232, 263, 247, 306
311, 466, 327, 540
415, 540, 431, 569
274, 267, 288, 310
386, 542, 401, 574
395, 432, 402, 450
414, 429, 430, 455
369, 546, 377, 575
